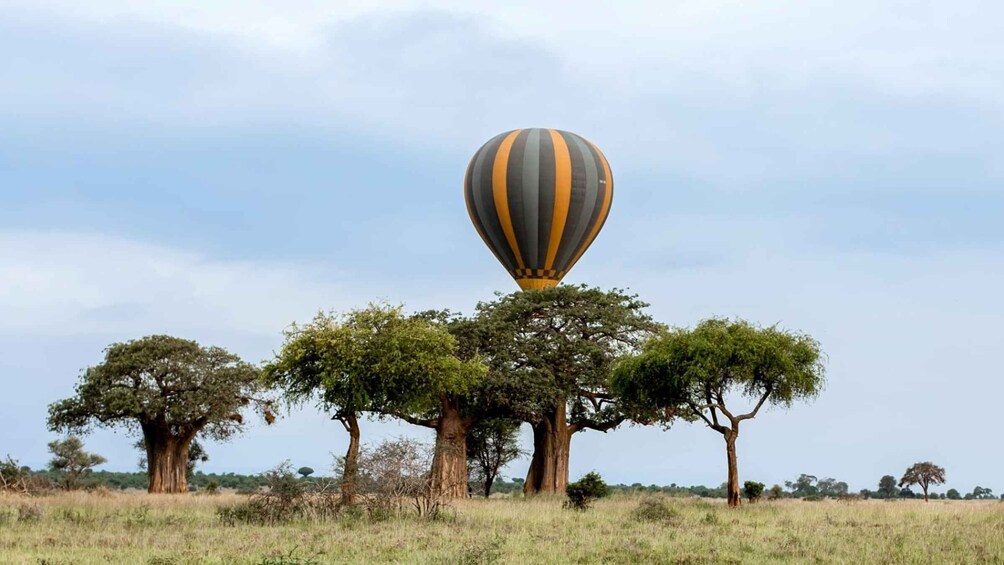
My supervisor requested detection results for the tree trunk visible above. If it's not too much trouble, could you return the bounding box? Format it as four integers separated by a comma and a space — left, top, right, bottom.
145, 432, 191, 494
339, 413, 361, 504
483, 475, 494, 498
523, 401, 572, 495
725, 432, 740, 508
429, 399, 471, 498
922, 485, 929, 502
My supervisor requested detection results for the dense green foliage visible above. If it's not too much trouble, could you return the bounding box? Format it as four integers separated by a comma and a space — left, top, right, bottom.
743, 480, 765, 502
565, 472, 610, 510
264, 306, 481, 421
48, 336, 271, 441
476, 285, 660, 430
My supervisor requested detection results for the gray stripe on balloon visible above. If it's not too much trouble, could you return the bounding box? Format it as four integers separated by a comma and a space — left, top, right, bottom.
536, 130, 556, 270
473, 132, 517, 272
520, 128, 541, 269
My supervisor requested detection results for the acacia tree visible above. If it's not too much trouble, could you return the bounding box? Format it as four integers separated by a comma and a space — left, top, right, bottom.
48, 436, 106, 490
466, 417, 524, 497
263, 305, 484, 501
877, 475, 899, 498
613, 318, 825, 508
48, 335, 273, 494
899, 462, 946, 502
477, 286, 659, 495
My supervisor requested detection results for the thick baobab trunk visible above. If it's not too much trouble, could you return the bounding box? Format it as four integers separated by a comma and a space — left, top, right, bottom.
145, 432, 191, 494
338, 412, 361, 504
725, 431, 740, 508
429, 400, 472, 498
524, 401, 572, 495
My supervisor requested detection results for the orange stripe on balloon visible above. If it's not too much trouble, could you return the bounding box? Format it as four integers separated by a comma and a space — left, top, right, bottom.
544, 129, 572, 271
492, 130, 525, 270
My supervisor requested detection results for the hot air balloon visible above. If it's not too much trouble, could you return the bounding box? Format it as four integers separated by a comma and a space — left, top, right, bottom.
464, 128, 613, 290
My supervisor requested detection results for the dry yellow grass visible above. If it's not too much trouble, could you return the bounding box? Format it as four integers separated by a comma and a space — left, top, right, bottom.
0, 491, 1002, 564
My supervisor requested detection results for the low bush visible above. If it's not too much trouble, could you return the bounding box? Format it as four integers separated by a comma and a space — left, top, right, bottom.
203, 479, 220, 495
767, 485, 784, 500
453, 535, 504, 565
0, 456, 54, 495
564, 472, 609, 511
631, 496, 682, 524
217, 462, 340, 526
17, 502, 44, 523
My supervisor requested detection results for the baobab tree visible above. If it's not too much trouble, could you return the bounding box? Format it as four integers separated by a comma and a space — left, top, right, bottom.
613, 318, 825, 508
900, 462, 946, 502
476, 285, 659, 495
48, 336, 273, 493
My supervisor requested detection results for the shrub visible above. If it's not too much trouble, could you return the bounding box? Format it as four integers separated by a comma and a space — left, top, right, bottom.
204, 479, 220, 495
631, 496, 682, 524
216, 462, 339, 526
803, 495, 824, 502
0, 456, 53, 494
355, 438, 448, 520
564, 472, 609, 511
767, 484, 784, 500
743, 481, 765, 503
17, 502, 43, 523
454, 535, 504, 565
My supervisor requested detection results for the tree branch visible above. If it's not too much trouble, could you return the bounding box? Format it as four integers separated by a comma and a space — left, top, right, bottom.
714, 391, 736, 423
737, 386, 773, 422
393, 413, 439, 429
687, 401, 728, 435
570, 416, 625, 434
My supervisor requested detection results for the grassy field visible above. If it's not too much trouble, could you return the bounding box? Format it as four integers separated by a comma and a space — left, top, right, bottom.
1, 491, 1002, 564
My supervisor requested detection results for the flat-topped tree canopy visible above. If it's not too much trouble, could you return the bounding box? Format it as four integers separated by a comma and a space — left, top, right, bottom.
47, 335, 274, 493
613, 318, 826, 507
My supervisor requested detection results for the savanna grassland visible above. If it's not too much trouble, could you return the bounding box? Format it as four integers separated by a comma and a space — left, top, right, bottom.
1, 492, 1002, 565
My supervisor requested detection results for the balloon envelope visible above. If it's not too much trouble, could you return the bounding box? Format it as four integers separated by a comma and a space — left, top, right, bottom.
464, 128, 613, 290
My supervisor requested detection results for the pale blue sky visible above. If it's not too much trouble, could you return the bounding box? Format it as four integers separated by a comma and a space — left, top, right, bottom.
1, 1, 1002, 495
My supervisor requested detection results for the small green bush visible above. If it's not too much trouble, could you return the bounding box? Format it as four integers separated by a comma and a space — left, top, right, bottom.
743, 481, 765, 503
203, 479, 220, 495
564, 472, 609, 511
767, 484, 784, 500
631, 496, 682, 524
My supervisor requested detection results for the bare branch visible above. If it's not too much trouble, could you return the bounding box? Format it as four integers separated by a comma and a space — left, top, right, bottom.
737, 386, 773, 422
